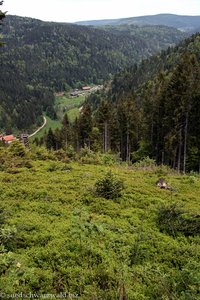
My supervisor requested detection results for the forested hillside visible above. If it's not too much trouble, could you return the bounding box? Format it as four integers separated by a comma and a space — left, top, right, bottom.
1, 15, 186, 89
0, 15, 186, 132
31, 33, 200, 173
80, 33, 200, 172
77, 13, 200, 32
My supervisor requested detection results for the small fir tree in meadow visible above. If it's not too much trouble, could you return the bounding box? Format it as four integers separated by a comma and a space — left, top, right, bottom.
95, 171, 124, 199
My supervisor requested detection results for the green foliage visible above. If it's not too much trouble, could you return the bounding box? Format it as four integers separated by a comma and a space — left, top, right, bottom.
88, 33, 200, 172
78, 146, 100, 165
0, 141, 33, 171
8, 140, 26, 157
65, 145, 76, 160
0, 151, 199, 297
55, 94, 85, 120
0, 225, 17, 250
30, 145, 55, 160
46, 162, 60, 172
133, 156, 156, 169
94, 171, 124, 199
157, 203, 200, 237
131, 140, 151, 163
99, 153, 120, 165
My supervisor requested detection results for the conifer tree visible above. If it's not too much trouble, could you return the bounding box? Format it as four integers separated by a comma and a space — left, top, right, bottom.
162, 53, 200, 172
45, 128, 56, 150
117, 97, 139, 162
77, 105, 93, 149
97, 100, 111, 152
61, 113, 71, 148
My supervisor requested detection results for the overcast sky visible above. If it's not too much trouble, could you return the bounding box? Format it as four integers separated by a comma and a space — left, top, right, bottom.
3, 0, 200, 23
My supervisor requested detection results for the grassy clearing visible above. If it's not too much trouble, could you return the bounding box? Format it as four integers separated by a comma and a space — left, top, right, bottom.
55, 93, 85, 120
29, 115, 62, 140
0, 151, 200, 297
32, 94, 85, 140
67, 107, 80, 122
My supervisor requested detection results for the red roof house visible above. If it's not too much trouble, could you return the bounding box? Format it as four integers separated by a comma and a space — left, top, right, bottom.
0, 134, 15, 144
82, 86, 91, 91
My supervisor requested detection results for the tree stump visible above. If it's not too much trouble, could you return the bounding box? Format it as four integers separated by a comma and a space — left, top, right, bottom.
156, 178, 171, 190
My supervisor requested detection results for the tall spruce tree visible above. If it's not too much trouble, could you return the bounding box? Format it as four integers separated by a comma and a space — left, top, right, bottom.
45, 128, 56, 150
97, 100, 112, 152
61, 113, 71, 148
77, 105, 93, 149
117, 97, 139, 162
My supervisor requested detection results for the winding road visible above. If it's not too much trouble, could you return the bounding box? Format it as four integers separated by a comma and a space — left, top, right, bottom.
29, 116, 47, 138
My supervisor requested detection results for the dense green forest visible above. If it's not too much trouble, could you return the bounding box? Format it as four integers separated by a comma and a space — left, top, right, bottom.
1, 15, 186, 89
42, 33, 200, 173
0, 141, 200, 298
0, 15, 186, 132
85, 33, 200, 173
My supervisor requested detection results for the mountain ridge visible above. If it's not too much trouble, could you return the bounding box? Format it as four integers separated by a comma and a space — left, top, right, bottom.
75, 13, 200, 32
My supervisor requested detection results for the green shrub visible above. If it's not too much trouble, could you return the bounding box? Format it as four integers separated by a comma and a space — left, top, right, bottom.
8, 140, 27, 157
79, 146, 100, 164
157, 203, 200, 237
30, 145, 55, 160
54, 149, 71, 162
99, 153, 120, 165
47, 162, 60, 172
94, 171, 124, 199
188, 175, 198, 184
0, 207, 6, 225
61, 164, 72, 171
65, 145, 76, 160
0, 225, 17, 250
133, 156, 156, 169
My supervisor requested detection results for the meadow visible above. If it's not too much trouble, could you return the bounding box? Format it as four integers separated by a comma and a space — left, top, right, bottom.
54, 94, 85, 122
0, 144, 200, 299
31, 93, 85, 140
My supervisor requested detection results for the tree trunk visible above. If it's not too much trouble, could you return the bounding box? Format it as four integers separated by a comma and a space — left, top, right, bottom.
126, 131, 130, 163
177, 128, 182, 173
183, 112, 188, 174
161, 151, 164, 165
104, 120, 108, 152
119, 283, 128, 300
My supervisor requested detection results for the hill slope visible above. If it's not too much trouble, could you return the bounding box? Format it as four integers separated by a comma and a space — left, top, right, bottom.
0, 146, 200, 298
85, 33, 200, 171
76, 13, 200, 32
1, 15, 186, 89
0, 15, 186, 132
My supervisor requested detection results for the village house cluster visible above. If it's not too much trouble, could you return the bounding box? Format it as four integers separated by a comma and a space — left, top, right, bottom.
70, 85, 103, 97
